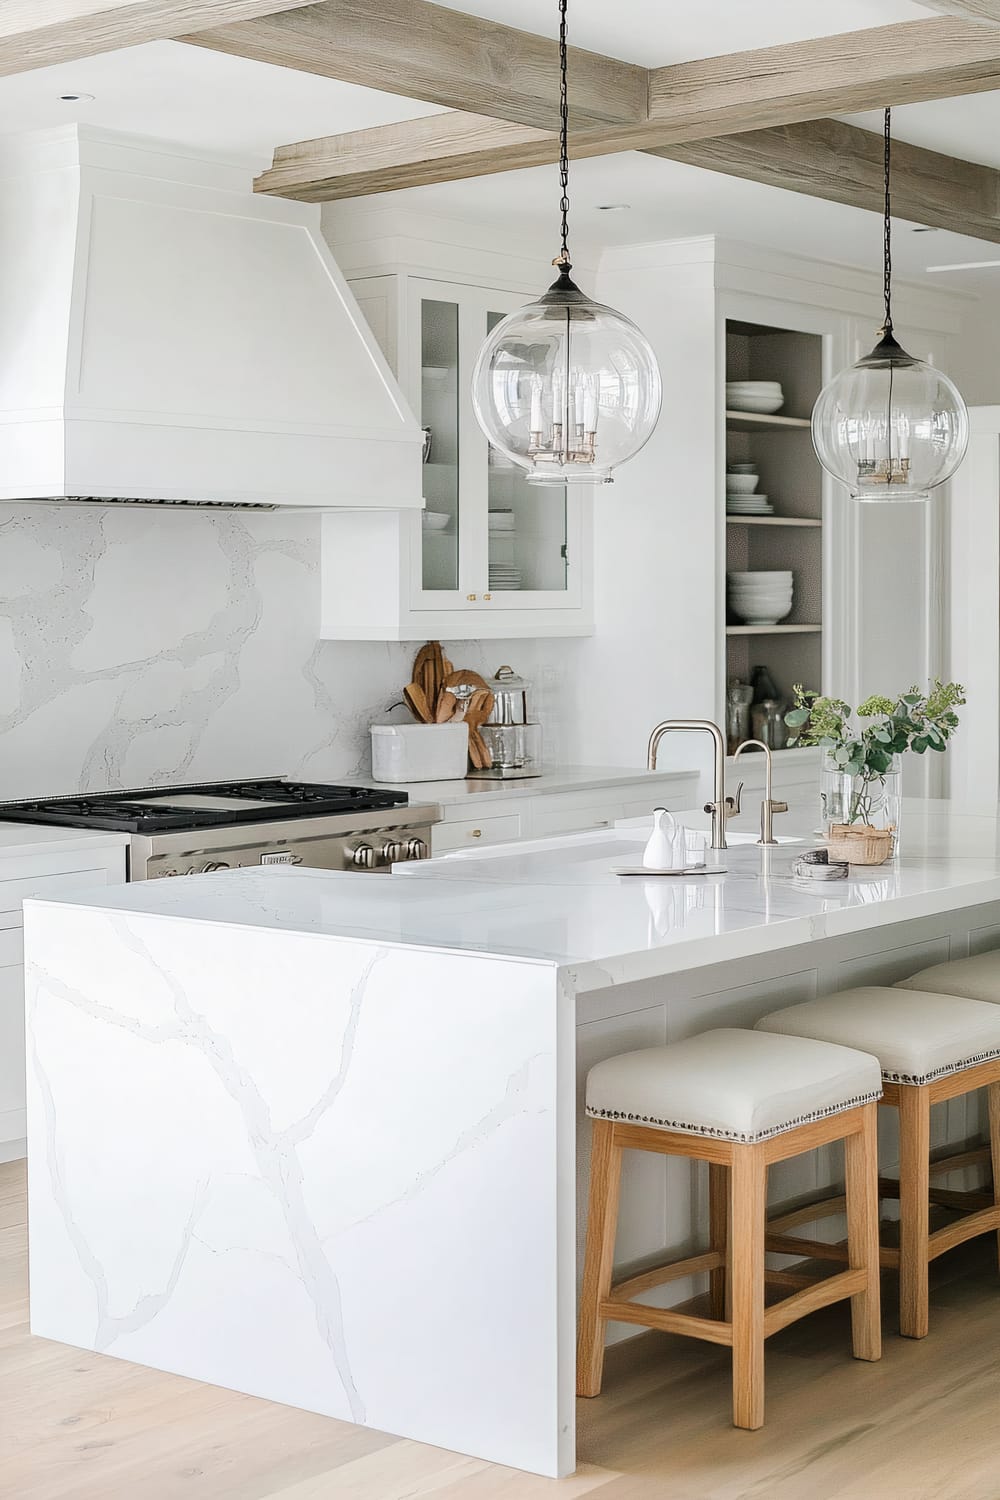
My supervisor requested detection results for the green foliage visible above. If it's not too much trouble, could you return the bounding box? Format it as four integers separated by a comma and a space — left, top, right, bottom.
785, 680, 966, 823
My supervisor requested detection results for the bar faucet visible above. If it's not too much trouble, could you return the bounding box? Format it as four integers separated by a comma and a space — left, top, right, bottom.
646, 719, 736, 851
732, 739, 789, 845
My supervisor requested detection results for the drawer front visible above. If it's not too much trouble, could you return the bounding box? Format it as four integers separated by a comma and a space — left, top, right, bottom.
431, 814, 522, 854
530, 800, 625, 838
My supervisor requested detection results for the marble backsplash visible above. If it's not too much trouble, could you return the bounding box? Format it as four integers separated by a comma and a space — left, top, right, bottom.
0, 505, 578, 800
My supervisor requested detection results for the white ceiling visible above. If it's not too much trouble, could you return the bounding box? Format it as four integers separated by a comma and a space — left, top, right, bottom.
428, 0, 930, 66
0, 40, 445, 168
0, 10, 999, 295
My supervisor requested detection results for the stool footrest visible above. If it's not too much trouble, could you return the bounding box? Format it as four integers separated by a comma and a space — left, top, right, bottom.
599, 1297, 733, 1347
610, 1249, 724, 1302
762, 1268, 868, 1338
928, 1204, 1000, 1260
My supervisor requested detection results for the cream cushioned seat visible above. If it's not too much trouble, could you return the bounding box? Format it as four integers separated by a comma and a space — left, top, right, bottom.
896, 952, 1000, 1005
585, 1027, 882, 1145
757, 986, 1000, 1086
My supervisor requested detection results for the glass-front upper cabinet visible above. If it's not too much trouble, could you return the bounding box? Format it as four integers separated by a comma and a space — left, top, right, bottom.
323, 267, 592, 640
407, 278, 584, 618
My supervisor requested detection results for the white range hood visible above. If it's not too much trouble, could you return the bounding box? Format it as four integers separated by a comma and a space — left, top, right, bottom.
0, 126, 423, 509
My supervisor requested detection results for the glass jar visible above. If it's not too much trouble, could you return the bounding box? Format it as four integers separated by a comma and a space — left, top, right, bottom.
820, 752, 901, 851
726, 681, 754, 754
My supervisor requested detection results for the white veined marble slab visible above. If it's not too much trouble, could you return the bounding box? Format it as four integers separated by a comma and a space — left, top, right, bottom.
25, 902, 575, 1476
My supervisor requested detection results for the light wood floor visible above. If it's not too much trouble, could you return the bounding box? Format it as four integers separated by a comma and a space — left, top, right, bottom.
5, 1158, 1000, 1500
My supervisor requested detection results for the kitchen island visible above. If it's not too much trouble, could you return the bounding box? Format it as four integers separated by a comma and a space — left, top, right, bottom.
23, 802, 1000, 1477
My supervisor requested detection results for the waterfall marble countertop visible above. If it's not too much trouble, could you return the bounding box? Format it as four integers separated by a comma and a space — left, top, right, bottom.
22, 800, 1000, 993
23, 797, 1000, 1479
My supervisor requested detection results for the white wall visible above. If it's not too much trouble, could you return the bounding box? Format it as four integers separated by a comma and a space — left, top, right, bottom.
0, 504, 578, 799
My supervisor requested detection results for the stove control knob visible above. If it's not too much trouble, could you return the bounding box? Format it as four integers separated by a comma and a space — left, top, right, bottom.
351, 843, 376, 870
406, 837, 429, 861
201, 861, 230, 873
382, 839, 406, 864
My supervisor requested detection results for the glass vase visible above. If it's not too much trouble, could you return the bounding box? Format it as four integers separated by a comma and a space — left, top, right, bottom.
820, 753, 901, 852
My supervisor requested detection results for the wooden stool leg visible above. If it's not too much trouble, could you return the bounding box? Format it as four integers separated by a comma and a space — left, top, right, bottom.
844, 1102, 882, 1362
897, 1085, 931, 1339
989, 1082, 1000, 1271
708, 1162, 729, 1321
730, 1145, 766, 1430
577, 1119, 623, 1397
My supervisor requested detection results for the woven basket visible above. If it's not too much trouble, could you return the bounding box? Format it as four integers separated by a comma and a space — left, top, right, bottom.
826, 823, 895, 866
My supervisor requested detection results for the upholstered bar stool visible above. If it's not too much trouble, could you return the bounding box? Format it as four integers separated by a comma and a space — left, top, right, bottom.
897, 952, 1000, 1005
578, 1028, 883, 1431
757, 987, 1000, 1338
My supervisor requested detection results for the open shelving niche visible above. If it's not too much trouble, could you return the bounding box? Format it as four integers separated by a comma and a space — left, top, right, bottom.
724, 319, 825, 754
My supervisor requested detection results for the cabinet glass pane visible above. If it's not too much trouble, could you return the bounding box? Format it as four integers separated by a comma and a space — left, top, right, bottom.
486, 309, 568, 594
420, 300, 459, 591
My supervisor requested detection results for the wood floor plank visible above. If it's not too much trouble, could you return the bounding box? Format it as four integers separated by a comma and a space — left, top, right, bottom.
5, 1158, 1000, 1497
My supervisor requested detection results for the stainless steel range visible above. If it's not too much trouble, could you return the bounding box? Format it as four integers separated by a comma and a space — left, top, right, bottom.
0, 779, 440, 879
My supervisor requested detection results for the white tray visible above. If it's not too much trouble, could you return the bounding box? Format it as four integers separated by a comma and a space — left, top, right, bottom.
612, 864, 722, 877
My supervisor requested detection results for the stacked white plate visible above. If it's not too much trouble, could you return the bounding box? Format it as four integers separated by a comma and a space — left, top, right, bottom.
727, 569, 793, 625
489, 564, 522, 591
726, 381, 784, 415
727, 493, 774, 516
488, 508, 515, 533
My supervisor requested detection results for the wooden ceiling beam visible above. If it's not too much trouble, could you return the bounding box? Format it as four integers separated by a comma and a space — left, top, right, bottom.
256, 14, 1000, 194
257, 109, 1000, 249
183, 0, 648, 130
914, 3, 1000, 22
650, 119, 1000, 244
0, 1, 319, 77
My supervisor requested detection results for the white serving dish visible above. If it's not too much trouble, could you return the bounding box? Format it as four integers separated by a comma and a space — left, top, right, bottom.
422, 510, 450, 530
725, 473, 759, 494
728, 397, 785, 414
370, 722, 469, 782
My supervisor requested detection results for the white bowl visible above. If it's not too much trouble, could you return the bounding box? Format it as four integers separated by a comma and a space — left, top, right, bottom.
422, 510, 450, 530
725, 473, 759, 494
728, 569, 792, 581
730, 603, 792, 626
728, 396, 785, 414
727, 382, 782, 392
727, 462, 757, 473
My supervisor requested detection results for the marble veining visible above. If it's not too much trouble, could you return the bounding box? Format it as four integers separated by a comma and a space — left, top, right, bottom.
0, 505, 575, 799
26, 903, 568, 1473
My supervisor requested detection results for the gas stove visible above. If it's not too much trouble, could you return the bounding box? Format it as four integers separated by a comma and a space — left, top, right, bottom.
0, 778, 440, 879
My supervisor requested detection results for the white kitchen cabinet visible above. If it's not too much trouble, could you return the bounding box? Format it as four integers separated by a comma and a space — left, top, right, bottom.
427, 774, 699, 858
0, 840, 126, 1161
319, 273, 593, 640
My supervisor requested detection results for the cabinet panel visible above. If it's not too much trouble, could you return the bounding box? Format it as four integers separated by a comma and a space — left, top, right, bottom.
431, 813, 522, 854
0, 964, 24, 1150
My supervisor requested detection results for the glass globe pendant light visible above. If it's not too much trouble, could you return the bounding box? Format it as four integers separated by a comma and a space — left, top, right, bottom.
470, 0, 661, 485
811, 108, 968, 502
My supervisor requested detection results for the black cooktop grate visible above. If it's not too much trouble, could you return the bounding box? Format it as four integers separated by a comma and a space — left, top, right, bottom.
0, 779, 409, 834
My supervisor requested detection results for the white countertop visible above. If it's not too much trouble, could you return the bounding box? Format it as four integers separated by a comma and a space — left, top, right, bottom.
348, 764, 696, 807
0, 821, 129, 860
24, 800, 1000, 993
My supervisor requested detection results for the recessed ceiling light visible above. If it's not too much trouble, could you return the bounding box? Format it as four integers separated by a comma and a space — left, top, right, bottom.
595, 203, 630, 213
912, 226, 937, 233
59, 92, 94, 103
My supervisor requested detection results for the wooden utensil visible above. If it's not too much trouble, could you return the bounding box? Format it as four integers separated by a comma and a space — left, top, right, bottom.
413, 642, 444, 716
444, 669, 490, 695
463, 689, 495, 769
403, 682, 434, 724
435, 690, 458, 723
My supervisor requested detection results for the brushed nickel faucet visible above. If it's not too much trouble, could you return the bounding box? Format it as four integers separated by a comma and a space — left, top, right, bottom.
646, 718, 736, 851
732, 739, 789, 845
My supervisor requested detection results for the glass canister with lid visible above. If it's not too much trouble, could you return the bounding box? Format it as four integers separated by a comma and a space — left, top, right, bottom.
470, 664, 544, 778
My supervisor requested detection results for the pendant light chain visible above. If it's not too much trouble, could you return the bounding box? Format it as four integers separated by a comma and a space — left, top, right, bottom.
882, 105, 893, 336
555, 0, 571, 267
